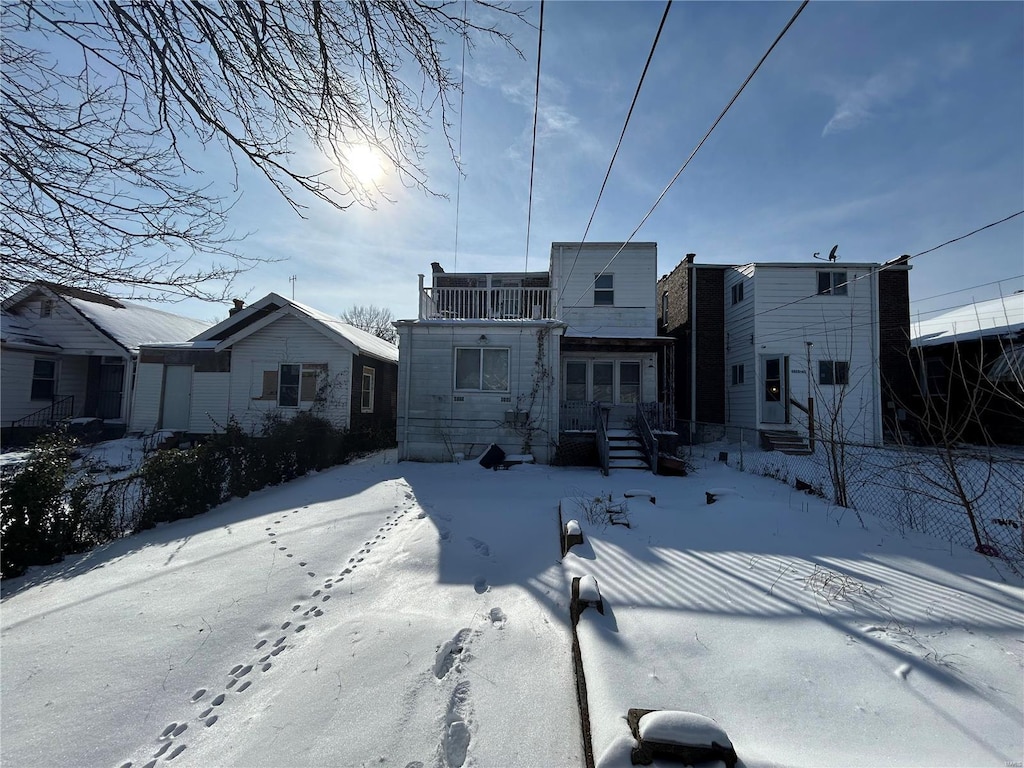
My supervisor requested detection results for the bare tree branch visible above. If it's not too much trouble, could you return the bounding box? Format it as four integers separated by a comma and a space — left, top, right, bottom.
1, 1, 524, 301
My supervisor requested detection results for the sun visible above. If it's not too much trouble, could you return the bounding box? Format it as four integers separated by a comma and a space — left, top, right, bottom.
344, 144, 385, 188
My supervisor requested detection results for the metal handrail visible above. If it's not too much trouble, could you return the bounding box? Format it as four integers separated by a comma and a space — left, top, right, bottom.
595, 402, 609, 476
11, 395, 74, 429
635, 402, 659, 475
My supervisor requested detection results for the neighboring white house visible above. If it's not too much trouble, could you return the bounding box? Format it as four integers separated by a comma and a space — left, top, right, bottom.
1, 283, 211, 438
395, 242, 673, 465
658, 255, 914, 447
130, 293, 399, 437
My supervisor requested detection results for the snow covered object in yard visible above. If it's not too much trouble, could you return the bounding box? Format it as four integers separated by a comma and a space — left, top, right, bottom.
627, 708, 738, 767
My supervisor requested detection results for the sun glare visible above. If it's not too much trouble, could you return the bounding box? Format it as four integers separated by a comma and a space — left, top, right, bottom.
345, 144, 384, 188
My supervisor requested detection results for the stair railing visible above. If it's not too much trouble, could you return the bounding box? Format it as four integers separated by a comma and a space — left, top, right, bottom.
635, 402, 659, 475
595, 402, 609, 476
11, 395, 75, 429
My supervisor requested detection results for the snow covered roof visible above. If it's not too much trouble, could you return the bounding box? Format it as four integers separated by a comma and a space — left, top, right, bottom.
65, 297, 212, 353
0, 310, 59, 350
287, 298, 399, 363
198, 293, 398, 363
911, 293, 1024, 347
0, 283, 211, 354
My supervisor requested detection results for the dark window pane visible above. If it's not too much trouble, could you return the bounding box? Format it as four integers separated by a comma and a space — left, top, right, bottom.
817, 272, 831, 295
565, 362, 587, 401
279, 364, 300, 406
455, 349, 480, 389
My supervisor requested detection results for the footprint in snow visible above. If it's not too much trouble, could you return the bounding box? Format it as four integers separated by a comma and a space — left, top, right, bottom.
489, 607, 507, 628
473, 578, 488, 594
433, 628, 472, 679
191, 689, 206, 702
467, 538, 490, 557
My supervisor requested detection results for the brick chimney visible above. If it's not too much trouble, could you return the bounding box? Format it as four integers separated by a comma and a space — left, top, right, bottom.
228, 298, 245, 316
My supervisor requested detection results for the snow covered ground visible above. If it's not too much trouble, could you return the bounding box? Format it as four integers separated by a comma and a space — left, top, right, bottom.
2, 451, 1021, 768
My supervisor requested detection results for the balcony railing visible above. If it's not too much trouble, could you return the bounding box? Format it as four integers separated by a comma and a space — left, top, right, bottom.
419, 275, 552, 320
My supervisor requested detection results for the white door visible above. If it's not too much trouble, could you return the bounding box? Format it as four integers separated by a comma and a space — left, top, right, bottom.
161, 365, 192, 430
761, 355, 788, 424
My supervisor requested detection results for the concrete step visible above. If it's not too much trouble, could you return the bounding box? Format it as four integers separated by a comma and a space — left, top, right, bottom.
608, 459, 650, 470
609, 448, 646, 461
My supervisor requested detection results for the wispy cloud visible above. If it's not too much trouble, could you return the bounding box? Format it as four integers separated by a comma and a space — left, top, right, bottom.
822, 61, 918, 136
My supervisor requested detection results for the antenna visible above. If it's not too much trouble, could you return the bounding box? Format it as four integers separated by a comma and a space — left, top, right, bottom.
289, 274, 297, 299
811, 245, 840, 262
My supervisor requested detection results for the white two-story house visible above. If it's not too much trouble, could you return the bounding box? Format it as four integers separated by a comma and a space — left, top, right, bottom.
658, 254, 913, 448
395, 242, 675, 468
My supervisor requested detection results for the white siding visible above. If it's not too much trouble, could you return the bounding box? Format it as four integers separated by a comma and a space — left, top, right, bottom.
1, 350, 45, 424
9, 300, 124, 356
189, 373, 230, 433
752, 265, 880, 443
724, 266, 756, 427
550, 243, 657, 336
57, 356, 90, 418
397, 322, 560, 463
130, 362, 163, 433
229, 314, 352, 433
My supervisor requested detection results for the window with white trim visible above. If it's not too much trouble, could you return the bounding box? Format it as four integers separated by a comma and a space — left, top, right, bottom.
361, 366, 375, 412
817, 271, 848, 296
31, 359, 56, 400
455, 348, 509, 392
819, 360, 850, 386
731, 364, 745, 386
255, 363, 326, 406
731, 282, 744, 305
594, 274, 614, 306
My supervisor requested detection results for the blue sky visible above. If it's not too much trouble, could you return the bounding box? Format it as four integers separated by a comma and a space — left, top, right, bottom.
158, 1, 1023, 326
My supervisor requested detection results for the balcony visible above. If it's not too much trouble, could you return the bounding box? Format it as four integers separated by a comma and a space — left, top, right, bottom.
418, 273, 553, 321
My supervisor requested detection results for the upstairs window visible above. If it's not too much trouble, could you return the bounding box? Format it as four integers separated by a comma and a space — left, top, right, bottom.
661, 291, 668, 325
455, 348, 509, 392
819, 360, 850, 386
594, 274, 614, 306
31, 359, 56, 400
731, 282, 745, 305
39, 299, 55, 318
731, 364, 745, 386
817, 271, 848, 296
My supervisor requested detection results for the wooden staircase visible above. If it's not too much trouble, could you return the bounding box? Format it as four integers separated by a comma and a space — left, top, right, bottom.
761, 430, 813, 456
607, 429, 651, 471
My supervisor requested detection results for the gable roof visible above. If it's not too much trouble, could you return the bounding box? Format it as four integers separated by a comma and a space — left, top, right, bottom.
1, 283, 212, 354
196, 293, 398, 363
0, 310, 60, 351
912, 293, 1024, 347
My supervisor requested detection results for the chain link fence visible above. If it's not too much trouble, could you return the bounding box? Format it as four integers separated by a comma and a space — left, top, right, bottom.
675, 421, 1024, 569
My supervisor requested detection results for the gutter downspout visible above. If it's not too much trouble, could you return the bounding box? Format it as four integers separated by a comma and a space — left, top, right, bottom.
870, 266, 881, 445
400, 323, 412, 461
690, 262, 697, 430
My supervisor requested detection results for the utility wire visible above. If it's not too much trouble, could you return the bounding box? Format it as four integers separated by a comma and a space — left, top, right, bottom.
754, 290, 1023, 347
523, 0, 545, 274
747, 209, 1024, 323
566, 0, 810, 311
557, 0, 673, 304
452, 0, 469, 274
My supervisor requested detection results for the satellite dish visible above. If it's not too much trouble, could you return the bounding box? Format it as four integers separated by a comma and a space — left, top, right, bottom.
828, 244, 839, 262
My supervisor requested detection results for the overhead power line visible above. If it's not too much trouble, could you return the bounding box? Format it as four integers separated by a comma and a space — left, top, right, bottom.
566, 0, 810, 311
558, 0, 673, 304
523, 0, 545, 274
748, 209, 1024, 323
